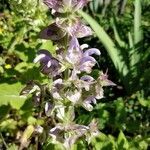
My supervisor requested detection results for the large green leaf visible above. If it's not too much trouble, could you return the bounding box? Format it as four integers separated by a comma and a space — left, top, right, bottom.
0, 82, 26, 109
130, 0, 143, 76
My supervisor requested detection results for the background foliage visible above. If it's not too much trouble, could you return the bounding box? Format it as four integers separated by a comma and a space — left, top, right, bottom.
0, 0, 149, 149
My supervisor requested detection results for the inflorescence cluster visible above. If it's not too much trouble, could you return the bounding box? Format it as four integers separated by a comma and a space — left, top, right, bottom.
20, 0, 115, 149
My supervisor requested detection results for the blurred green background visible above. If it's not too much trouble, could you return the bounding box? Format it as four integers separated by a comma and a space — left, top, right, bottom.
0, 0, 149, 149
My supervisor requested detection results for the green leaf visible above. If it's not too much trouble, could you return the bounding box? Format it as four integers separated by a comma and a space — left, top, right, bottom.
0, 119, 17, 131
114, 99, 126, 128
91, 133, 114, 150
129, 0, 143, 77
7, 144, 18, 150
40, 40, 56, 54
0, 82, 26, 109
111, 18, 126, 48
117, 131, 129, 150
0, 105, 10, 120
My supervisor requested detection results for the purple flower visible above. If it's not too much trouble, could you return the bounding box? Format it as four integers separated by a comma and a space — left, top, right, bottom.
49, 121, 99, 149
66, 37, 101, 74
98, 70, 116, 87
43, 0, 64, 13
34, 49, 61, 77
45, 102, 54, 117
43, 0, 89, 13
71, 75, 95, 91
49, 124, 64, 142
82, 96, 96, 111
49, 123, 89, 149
50, 79, 63, 100
95, 71, 116, 99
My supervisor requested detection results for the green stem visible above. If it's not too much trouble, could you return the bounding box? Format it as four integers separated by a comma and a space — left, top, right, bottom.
0, 132, 8, 149
8, 27, 26, 54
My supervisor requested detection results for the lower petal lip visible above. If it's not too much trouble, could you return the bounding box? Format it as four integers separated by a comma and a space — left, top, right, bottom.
33, 54, 46, 63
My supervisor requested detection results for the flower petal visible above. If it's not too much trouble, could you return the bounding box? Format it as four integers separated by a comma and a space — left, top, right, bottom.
82, 96, 96, 111
80, 75, 94, 82
43, 0, 64, 12
49, 125, 64, 142
33, 54, 46, 63
34, 50, 61, 76
66, 89, 81, 103
80, 56, 96, 73
82, 102, 93, 111
45, 102, 53, 116
84, 48, 101, 56
66, 37, 82, 64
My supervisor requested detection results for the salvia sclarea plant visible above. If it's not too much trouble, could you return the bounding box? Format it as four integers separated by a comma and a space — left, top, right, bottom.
20, 0, 115, 149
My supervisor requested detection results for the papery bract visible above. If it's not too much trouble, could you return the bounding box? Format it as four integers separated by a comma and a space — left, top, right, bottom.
39, 23, 66, 41
43, 0, 64, 13
20, 81, 41, 104
45, 102, 54, 116
50, 78, 63, 100
95, 71, 116, 99
43, 0, 89, 13
56, 18, 92, 38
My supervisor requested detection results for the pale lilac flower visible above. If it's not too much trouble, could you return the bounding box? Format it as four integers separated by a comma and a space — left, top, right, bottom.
40, 18, 92, 41
98, 70, 116, 86
49, 121, 99, 149
34, 49, 61, 77
43, 0, 89, 13
73, 0, 90, 11
69, 21, 92, 38
95, 71, 116, 99
82, 96, 96, 111
43, 0, 64, 13
66, 37, 100, 74
45, 102, 54, 117
49, 123, 89, 149
50, 79, 63, 100
49, 124, 64, 142
66, 89, 82, 104
95, 85, 104, 99
72, 75, 95, 91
